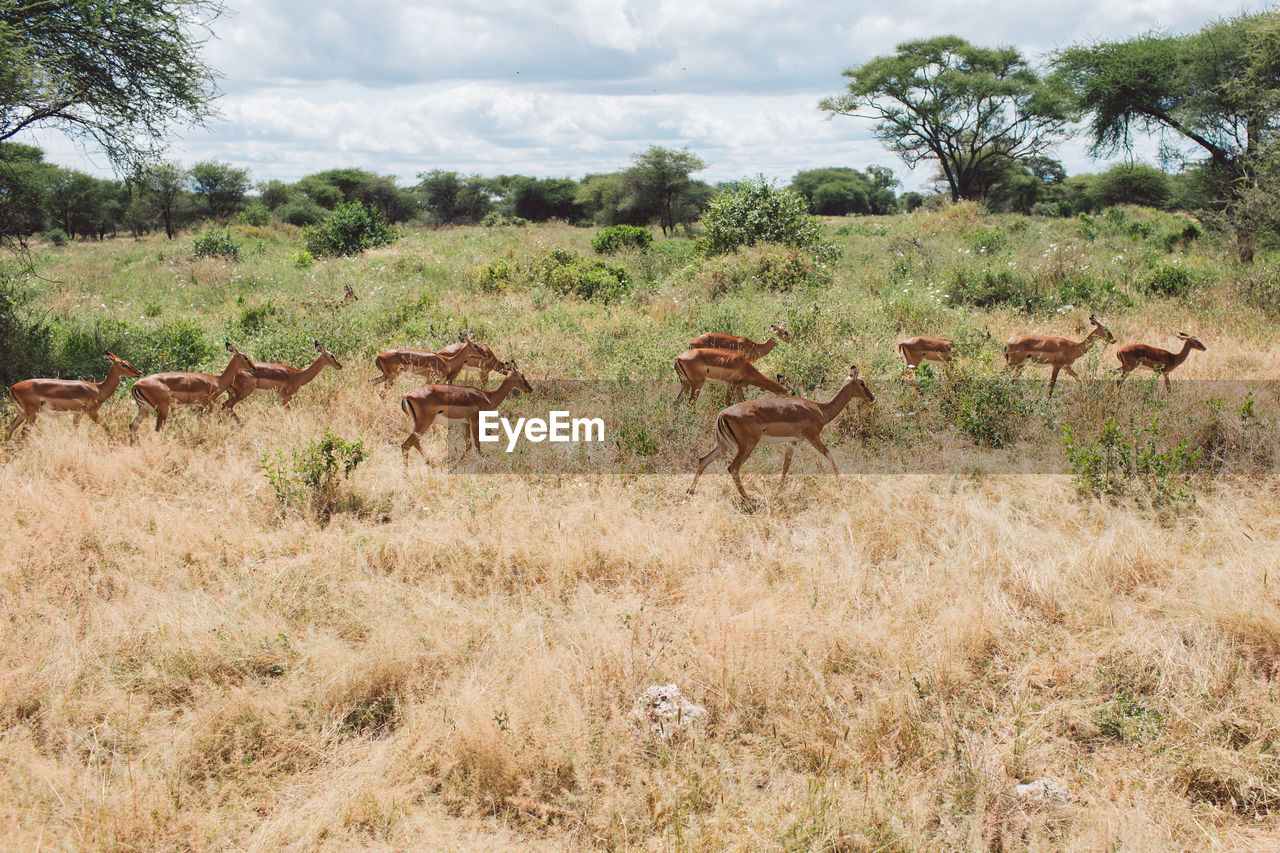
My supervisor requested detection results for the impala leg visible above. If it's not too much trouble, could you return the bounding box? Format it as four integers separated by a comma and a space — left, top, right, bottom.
73, 413, 82, 426
1047, 366, 1061, 397
467, 416, 485, 455
401, 431, 424, 465
154, 405, 170, 433
129, 402, 150, 442
1062, 364, 1080, 383
778, 445, 795, 491
805, 434, 838, 475
1163, 371, 1171, 393
687, 436, 730, 495
726, 439, 759, 502
6, 412, 30, 440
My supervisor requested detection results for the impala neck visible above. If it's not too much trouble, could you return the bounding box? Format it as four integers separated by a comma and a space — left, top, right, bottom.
817, 378, 861, 425
1075, 327, 1107, 357
94, 361, 128, 404
483, 373, 523, 408
1170, 340, 1195, 368
443, 347, 473, 370
753, 337, 779, 359
292, 355, 329, 389
214, 356, 246, 395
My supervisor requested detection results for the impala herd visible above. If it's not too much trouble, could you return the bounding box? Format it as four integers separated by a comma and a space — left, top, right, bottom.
4, 312, 1207, 499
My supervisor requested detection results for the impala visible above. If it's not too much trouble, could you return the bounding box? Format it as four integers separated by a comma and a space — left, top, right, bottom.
323, 284, 358, 308
1116, 332, 1206, 390
898, 336, 954, 372
222, 340, 343, 420
674, 348, 792, 405
1005, 314, 1115, 397
399, 361, 534, 465
434, 335, 504, 386
6, 351, 142, 439
129, 343, 256, 439
687, 365, 875, 500
688, 324, 790, 361
370, 334, 480, 389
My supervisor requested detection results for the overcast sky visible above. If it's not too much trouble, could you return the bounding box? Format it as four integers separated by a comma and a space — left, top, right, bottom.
18, 0, 1266, 191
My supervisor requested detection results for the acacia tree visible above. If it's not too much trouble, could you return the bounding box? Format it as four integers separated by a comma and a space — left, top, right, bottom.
820, 36, 1071, 203
141, 162, 186, 238
189, 160, 249, 220
1053, 12, 1280, 263
624, 146, 708, 236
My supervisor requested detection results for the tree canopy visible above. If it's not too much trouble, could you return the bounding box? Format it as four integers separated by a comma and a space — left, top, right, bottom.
1053, 11, 1280, 261
820, 36, 1071, 203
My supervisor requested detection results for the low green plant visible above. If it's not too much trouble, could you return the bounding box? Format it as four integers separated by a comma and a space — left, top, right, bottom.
45, 228, 68, 247
945, 266, 1041, 312
1147, 262, 1194, 297
1062, 416, 1201, 503
192, 224, 241, 261
262, 428, 369, 521
481, 212, 527, 227
592, 225, 653, 254
538, 248, 629, 301
696, 177, 841, 265
941, 369, 1030, 448
291, 249, 314, 270
236, 203, 271, 227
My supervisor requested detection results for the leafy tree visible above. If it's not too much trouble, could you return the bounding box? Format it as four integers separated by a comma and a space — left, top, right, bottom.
415, 170, 492, 224
0, 0, 223, 166
188, 160, 250, 220
1053, 11, 1280, 262
140, 162, 187, 238
623, 146, 707, 236
510, 177, 582, 222
257, 180, 292, 210
820, 36, 1071, 203
790, 166, 899, 215
0, 142, 56, 238
1093, 163, 1172, 209
305, 202, 398, 257
45, 169, 120, 239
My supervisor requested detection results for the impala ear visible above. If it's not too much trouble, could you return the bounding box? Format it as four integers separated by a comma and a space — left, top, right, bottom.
103, 350, 114, 359
225, 341, 233, 352
850, 364, 860, 379
314, 339, 322, 350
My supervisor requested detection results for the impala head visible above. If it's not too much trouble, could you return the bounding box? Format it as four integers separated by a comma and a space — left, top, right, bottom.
457, 331, 481, 357
775, 374, 795, 395
846, 364, 874, 402
1177, 332, 1207, 352
225, 341, 257, 375
768, 324, 791, 343
103, 350, 143, 378
314, 339, 343, 370
1088, 314, 1116, 345
498, 360, 534, 393
343, 284, 357, 300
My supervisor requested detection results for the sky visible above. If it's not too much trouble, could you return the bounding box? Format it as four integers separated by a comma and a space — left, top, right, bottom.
16, 0, 1266, 192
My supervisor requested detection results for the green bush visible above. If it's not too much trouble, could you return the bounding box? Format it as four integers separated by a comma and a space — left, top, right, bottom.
1147, 262, 1194, 297
592, 225, 653, 254
262, 428, 368, 521
1163, 222, 1202, 252
940, 370, 1030, 448
481, 212, 527, 227
236, 203, 271, 226
945, 266, 1041, 311
276, 199, 326, 227
476, 255, 522, 294
0, 277, 54, 387
538, 248, 629, 301
45, 228, 68, 247
305, 202, 399, 258
192, 224, 241, 261
1062, 417, 1200, 503
291, 249, 314, 270
965, 226, 1008, 256
696, 177, 841, 264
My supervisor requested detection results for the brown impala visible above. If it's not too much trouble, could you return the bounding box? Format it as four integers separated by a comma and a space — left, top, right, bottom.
688, 324, 790, 361
1005, 314, 1115, 397
674, 347, 791, 405
6, 351, 142, 439
399, 361, 533, 465
434, 335, 504, 386
898, 336, 955, 372
1116, 332, 1206, 390
129, 343, 256, 439
371, 333, 481, 389
688, 365, 875, 500
222, 340, 343, 420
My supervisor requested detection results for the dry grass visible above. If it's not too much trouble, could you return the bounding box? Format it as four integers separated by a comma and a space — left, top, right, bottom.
4, 213, 1280, 849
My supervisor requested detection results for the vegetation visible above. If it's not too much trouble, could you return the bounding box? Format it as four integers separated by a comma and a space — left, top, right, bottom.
304, 202, 399, 257
697, 177, 841, 263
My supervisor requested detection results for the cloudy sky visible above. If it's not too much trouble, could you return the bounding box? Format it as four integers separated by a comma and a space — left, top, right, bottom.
19, 0, 1265, 191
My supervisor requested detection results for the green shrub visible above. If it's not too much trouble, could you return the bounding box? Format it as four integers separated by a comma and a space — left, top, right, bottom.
0, 277, 54, 387
592, 224, 653, 254
236, 203, 271, 226
965, 226, 1008, 256
476, 255, 522, 295
1062, 416, 1200, 503
1163, 222, 1202, 252
305, 202, 399, 258
291, 249, 314, 270
755, 248, 827, 292
45, 228, 68, 247
135, 319, 215, 373
940, 369, 1030, 448
1147, 262, 1194, 297
192, 224, 241, 261
696, 177, 841, 264
481, 212, 527, 227
262, 428, 368, 521
945, 266, 1041, 311
276, 199, 326, 227
538, 248, 629, 301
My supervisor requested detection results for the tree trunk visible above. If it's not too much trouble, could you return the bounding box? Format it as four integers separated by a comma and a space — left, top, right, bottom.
1237, 226, 1255, 265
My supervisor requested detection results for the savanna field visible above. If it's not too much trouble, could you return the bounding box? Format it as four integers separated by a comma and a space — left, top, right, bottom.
6, 205, 1280, 851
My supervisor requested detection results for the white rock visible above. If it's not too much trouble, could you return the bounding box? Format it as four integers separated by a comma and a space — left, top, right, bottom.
629, 684, 706, 739
1014, 778, 1071, 805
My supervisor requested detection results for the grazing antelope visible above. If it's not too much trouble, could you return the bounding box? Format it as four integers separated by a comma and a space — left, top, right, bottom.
673, 348, 791, 405
1005, 314, 1115, 397
434, 335, 504, 386
898, 336, 954, 373
6, 352, 142, 439
688, 325, 790, 361
687, 365, 875, 500
129, 343, 256, 439
222, 340, 343, 420
1116, 333, 1206, 390
371, 334, 481, 389
399, 361, 533, 465
322, 284, 358, 309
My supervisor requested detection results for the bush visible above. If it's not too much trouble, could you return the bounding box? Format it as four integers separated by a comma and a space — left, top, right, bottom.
696, 177, 841, 264
276, 199, 326, 227
965, 226, 1008, 256
538, 248, 629, 301
1147, 262, 1194, 297
262, 428, 368, 521
0, 277, 54, 387
592, 225, 653, 254
945, 266, 1040, 311
236, 203, 271, 226
1063, 417, 1200, 503
305, 202, 399, 258
939, 369, 1030, 448
45, 228, 68, 247
481, 212, 527, 227
192, 224, 240, 261
291, 249, 314, 270
1163, 222, 1202, 252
